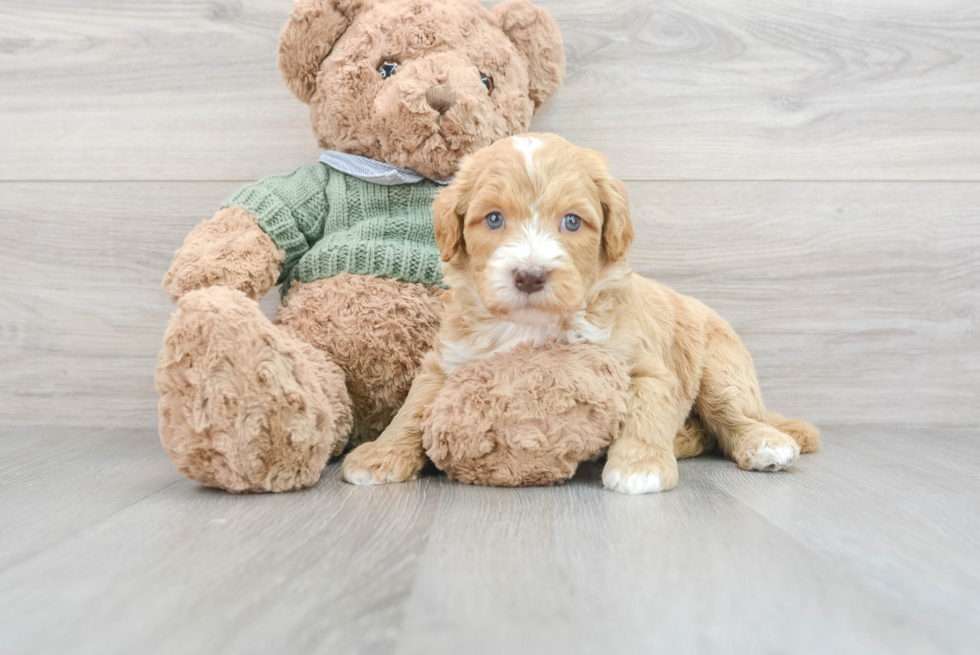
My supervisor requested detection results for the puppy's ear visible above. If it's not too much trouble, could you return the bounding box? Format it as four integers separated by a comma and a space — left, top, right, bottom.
597, 175, 634, 263
433, 183, 465, 262
279, 0, 364, 104
491, 1, 566, 112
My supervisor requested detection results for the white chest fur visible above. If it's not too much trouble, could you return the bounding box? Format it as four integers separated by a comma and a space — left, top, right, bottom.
439, 311, 609, 374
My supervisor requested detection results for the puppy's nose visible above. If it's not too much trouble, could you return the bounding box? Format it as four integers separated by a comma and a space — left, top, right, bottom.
426, 85, 456, 114
513, 268, 548, 294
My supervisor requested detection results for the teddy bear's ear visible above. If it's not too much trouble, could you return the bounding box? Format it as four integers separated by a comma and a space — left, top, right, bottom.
278, 0, 364, 104
491, 0, 566, 112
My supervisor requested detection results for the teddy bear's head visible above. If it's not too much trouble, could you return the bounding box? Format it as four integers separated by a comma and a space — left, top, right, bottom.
278, 0, 565, 180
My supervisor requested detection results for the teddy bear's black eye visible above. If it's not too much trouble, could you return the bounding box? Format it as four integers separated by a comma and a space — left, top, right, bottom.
485, 212, 505, 230
480, 73, 494, 94
379, 62, 398, 79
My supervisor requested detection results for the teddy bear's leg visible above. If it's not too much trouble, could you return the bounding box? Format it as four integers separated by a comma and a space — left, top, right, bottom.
156, 287, 353, 493
275, 274, 444, 448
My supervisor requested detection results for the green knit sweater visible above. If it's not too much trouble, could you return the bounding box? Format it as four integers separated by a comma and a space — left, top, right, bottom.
221, 164, 443, 292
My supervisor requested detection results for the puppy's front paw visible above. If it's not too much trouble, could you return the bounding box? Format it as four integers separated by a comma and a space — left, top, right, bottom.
602, 454, 678, 495
342, 440, 425, 485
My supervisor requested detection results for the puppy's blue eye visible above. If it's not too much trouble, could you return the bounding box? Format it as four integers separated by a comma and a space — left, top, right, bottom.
379, 62, 398, 79
485, 212, 505, 230
562, 214, 582, 232
480, 73, 494, 94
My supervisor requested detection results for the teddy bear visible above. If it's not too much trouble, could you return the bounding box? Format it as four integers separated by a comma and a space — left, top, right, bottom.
155, 0, 567, 492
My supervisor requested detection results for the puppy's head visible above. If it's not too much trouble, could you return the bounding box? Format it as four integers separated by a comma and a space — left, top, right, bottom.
433, 133, 633, 324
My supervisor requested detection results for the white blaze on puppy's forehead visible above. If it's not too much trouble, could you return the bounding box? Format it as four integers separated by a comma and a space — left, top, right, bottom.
511, 136, 543, 174
522, 221, 565, 268
492, 221, 566, 273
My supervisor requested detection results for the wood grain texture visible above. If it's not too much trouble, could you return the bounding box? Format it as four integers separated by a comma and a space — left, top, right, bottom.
2, 1, 978, 653
0, 428, 445, 655
0, 425, 977, 654
700, 426, 980, 647
398, 434, 978, 655
0, 427, 181, 571
1, 0, 979, 181
627, 181, 980, 427
1, 180, 977, 427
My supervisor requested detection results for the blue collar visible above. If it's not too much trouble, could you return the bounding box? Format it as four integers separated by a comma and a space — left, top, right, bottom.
319, 150, 454, 186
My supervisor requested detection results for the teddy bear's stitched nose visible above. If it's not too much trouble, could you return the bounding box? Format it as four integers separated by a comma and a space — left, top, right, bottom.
426, 85, 456, 114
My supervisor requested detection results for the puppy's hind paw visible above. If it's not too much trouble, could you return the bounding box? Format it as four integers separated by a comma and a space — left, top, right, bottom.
745, 440, 799, 472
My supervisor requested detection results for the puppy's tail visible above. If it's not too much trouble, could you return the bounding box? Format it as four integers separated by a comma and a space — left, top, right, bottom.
765, 411, 821, 453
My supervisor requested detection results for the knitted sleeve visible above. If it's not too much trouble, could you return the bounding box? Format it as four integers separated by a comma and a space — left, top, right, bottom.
220, 164, 330, 282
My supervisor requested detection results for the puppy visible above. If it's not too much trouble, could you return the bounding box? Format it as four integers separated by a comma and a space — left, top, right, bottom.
343, 134, 819, 494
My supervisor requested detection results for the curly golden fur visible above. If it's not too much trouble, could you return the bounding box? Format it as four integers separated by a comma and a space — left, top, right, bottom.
280, 0, 565, 180
277, 276, 444, 448
421, 340, 630, 486
343, 134, 819, 493
162, 206, 283, 303
157, 0, 565, 492
157, 287, 353, 493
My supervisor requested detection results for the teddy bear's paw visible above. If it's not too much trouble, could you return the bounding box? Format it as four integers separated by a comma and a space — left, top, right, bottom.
734, 427, 801, 472
342, 440, 425, 485
602, 450, 679, 495
162, 206, 282, 302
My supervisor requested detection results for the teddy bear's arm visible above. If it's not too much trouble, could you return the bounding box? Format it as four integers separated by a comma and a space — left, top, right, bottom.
162, 165, 331, 302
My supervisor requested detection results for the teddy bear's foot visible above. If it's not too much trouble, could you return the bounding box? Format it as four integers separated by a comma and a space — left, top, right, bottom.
156, 287, 353, 493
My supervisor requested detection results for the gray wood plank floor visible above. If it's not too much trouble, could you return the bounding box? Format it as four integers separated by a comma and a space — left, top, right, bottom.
0, 425, 977, 655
